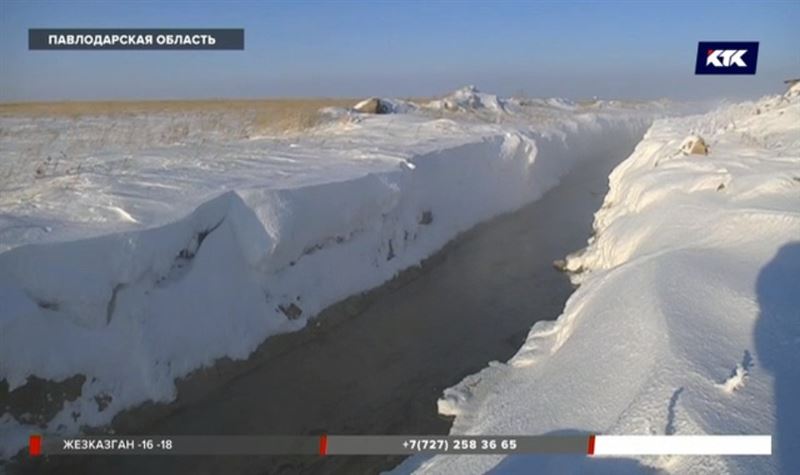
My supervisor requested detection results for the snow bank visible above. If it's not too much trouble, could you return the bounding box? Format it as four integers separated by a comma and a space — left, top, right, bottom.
399, 91, 800, 474
0, 93, 657, 458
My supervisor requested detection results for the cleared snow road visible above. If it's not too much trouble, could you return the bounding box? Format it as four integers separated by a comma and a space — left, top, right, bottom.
21, 145, 633, 475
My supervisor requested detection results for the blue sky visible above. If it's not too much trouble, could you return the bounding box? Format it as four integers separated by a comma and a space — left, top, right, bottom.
1, 0, 798, 101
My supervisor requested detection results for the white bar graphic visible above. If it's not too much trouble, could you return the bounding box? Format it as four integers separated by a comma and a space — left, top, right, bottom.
594, 435, 771, 455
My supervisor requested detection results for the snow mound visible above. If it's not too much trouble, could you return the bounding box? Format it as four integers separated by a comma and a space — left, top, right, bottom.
352, 97, 418, 114
679, 134, 709, 155
786, 80, 800, 97
397, 92, 800, 474
426, 85, 508, 113
509, 97, 579, 110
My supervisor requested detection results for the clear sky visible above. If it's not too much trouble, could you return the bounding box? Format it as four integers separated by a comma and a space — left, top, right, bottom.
0, 0, 798, 101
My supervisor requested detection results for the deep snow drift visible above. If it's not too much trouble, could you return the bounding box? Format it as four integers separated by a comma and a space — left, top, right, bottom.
0, 89, 670, 458
398, 86, 800, 474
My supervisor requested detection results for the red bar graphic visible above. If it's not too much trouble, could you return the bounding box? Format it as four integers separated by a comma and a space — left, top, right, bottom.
29, 434, 42, 456
587, 434, 596, 455
319, 434, 328, 456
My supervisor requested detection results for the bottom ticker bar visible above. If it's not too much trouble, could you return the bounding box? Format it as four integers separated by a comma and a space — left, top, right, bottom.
31, 434, 772, 456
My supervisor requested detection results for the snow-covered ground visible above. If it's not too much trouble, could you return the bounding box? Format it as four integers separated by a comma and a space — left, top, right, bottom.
0, 88, 674, 458
398, 85, 800, 474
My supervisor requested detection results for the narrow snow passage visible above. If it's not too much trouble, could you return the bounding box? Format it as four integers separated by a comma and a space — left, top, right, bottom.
26, 144, 639, 475
1, 93, 661, 460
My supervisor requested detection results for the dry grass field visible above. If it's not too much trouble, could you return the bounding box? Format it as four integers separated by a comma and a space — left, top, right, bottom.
0, 98, 366, 134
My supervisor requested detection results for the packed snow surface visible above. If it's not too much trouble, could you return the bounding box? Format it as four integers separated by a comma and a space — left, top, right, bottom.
397, 89, 800, 474
0, 89, 673, 458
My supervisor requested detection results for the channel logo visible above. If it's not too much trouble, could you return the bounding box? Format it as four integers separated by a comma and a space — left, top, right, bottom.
695, 42, 759, 75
